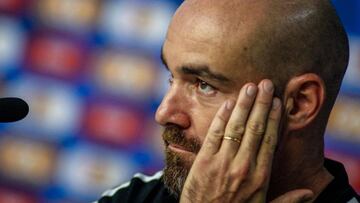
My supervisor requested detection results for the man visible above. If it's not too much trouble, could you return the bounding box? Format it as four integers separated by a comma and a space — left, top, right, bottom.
97, 0, 360, 202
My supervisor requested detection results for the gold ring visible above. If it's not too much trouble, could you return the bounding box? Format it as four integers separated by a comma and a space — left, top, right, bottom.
223, 136, 241, 144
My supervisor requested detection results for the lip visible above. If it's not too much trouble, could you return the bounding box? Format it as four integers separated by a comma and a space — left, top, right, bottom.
168, 143, 193, 154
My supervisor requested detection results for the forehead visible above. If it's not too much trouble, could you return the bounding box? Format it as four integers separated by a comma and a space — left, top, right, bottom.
167, 0, 268, 41
162, 9, 261, 85
163, 0, 267, 74
167, 5, 226, 47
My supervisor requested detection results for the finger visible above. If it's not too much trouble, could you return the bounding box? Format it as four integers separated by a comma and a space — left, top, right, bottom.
235, 79, 274, 162
200, 100, 235, 155
270, 189, 314, 203
219, 83, 258, 158
256, 97, 281, 173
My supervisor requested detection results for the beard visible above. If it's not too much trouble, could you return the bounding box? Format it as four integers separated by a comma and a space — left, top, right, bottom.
162, 125, 202, 198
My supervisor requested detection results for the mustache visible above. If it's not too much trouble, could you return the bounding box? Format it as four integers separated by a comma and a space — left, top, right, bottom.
162, 125, 201, 153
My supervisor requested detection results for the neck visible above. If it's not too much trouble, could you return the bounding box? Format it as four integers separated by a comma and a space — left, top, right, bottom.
267, 131, 333, 201
268, 160, 333, 201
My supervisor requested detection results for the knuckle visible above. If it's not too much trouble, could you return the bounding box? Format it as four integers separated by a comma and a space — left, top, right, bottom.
268, 110, 280, 120
247, 121, 266, 136
257, 99, 272, 107
197, 156, 212, 167
252, 172, 268, 190
264, 134, 273, 145
211, 128, 225, 138
227, 123, 246, 135
268, 114, 278, 122
231, 159, 251, 179
264, 134, 278, 150
203, 136, 220, 151
267, 107, 280, 123
218, 160, 230, 174
207, 166, 220, 178
237, 100, 251, 109
216, 113, 228, 123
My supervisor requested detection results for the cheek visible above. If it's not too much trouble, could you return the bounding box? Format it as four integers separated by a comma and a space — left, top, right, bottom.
187, 91, 237, 143
190, 103, 220, 142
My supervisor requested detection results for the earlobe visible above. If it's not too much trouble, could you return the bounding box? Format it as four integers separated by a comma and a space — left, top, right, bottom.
284, 74, 325, 131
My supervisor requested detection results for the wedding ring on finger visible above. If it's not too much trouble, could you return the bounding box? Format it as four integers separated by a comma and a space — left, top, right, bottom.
223, 136, 241, 144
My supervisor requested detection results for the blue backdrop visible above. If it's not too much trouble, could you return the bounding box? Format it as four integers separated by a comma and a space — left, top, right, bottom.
0, 0, 358, 202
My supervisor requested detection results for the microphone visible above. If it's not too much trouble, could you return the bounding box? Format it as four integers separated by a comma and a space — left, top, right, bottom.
0, 97, 29, 122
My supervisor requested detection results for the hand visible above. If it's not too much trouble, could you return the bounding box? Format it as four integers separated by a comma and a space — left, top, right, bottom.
180, 79, 313, 203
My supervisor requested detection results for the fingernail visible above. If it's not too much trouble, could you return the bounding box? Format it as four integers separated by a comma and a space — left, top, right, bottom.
263, 80, 274, 93
226, 100, 235, 110
303, 194, 314, 201
246, 85, 257, 96
272, 98, 281, 110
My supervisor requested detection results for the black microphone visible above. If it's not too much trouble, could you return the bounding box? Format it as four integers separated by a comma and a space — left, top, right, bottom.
0, 97, 29, 122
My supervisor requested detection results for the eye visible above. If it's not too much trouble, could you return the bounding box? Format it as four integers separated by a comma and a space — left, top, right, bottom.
196, 79, 217, 96
168, 74, 174, 85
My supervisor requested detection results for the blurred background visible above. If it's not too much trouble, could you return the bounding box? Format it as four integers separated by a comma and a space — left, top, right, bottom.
0, 0, 358, 202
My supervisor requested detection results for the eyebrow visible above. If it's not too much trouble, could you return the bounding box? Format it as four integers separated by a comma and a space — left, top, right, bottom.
160, 49, 232, 84
180, 66, 231, 84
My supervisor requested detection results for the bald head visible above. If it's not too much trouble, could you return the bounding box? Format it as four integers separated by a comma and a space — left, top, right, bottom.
159, 1, 349, 197
167, 0, 349, 104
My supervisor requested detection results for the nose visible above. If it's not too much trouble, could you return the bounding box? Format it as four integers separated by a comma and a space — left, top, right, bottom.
155, 85, 191, 128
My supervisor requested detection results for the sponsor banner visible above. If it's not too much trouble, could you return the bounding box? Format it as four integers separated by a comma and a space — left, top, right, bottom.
55, 143, 138, 200
0, 16, 26, 72
35, 0, 99, 33
3, 74, 84, 139
332, 1, 360, 35
25, 33, 87, 80
327, 96, 360, 144
342, 38, 360, 93
90, 50, 159, 101
82, 100, 144, 146
98, 0, 175, 48
0, 135, 56, 187
0, 0, 30, 14
0, 187, 37, 203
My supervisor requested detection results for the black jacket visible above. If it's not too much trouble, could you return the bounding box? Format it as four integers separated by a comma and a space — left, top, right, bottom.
96, 159, 360, 203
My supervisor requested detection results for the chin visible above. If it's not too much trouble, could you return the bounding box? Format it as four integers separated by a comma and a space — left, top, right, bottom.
163, 147, 195, 198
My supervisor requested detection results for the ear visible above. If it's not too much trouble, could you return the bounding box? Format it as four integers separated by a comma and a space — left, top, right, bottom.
284, 73, 326, 131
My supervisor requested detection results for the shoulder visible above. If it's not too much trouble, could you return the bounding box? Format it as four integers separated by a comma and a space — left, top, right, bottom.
95, 171, 176, 203
101, 171, 163, 197
317, 159, 360, 203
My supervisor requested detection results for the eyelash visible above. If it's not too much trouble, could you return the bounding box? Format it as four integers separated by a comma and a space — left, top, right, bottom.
168, 74, 174, 85
167, 75, 217, 96
195, 79, 217, 96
